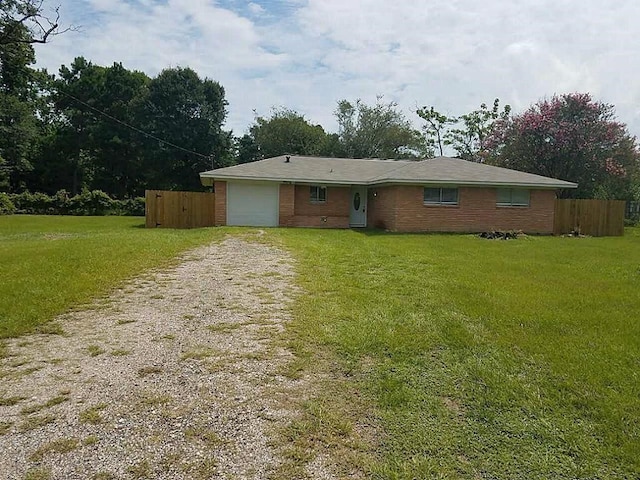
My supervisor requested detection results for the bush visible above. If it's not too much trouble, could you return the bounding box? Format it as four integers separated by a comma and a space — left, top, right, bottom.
68, 189, 114, 215
7, 190, 145, 216
114, 197, 146, 216
10, 191, 55, 214
53, 189, 72, 215
0, 193, 15, 215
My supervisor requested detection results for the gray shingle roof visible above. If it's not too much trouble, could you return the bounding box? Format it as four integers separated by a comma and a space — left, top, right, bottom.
200, 155, 578, 189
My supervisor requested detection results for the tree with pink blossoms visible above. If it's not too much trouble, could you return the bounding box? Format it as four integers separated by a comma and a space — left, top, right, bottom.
484, 93, 640, 199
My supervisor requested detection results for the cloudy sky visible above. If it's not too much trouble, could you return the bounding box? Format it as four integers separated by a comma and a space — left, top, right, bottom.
34, 0, 640, 139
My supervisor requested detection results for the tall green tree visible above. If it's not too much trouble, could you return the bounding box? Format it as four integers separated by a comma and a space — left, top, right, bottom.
0, 20, 38, 191
417, 99, 510, 161
241, 108, 328, 161
415, 106, 454, 156
448, 99, 511, 161
41, 57, 98, 194
45, 57, 151, 196
484, 93, 640, 199
140, 67, 232, 191
1, 1, 73, 192
336, 98, 430, 159
235, 133, 260, 164
44, 62, 231, 195
85, 62, 150, 196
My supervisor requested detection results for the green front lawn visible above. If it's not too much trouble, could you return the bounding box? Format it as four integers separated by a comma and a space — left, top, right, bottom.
1, 215, 638, 478
0, 215, 223, 338
275, 227, 640, 479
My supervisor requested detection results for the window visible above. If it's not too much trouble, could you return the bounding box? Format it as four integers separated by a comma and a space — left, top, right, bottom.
423, 187, 458, 205
310, 185, 327, 203
497, 188, 530, 207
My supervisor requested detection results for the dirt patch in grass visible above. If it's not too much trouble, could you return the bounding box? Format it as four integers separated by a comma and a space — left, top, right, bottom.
0, 237, 342, 479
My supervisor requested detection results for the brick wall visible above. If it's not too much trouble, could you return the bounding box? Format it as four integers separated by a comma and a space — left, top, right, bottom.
214, 181, 227, 226
368, 186, 397, 230
291, 185, 350, 227
391, 186, 556, 233
279, 184, 295, 227
215, 181, 555, 233
291, 215, 350, 228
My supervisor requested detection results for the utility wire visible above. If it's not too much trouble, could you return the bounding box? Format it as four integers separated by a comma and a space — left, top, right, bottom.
54, 88, 211, 160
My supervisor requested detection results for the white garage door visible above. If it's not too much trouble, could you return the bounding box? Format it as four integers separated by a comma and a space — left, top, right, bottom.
227, 182, 279, 226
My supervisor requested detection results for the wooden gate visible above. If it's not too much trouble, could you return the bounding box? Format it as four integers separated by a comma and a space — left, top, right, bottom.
145, 190, 215, 228
553, 199, 625, 236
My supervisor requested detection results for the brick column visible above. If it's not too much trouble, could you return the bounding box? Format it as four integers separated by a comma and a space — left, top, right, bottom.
214, 181, 227, 226
279, 184, 295, 226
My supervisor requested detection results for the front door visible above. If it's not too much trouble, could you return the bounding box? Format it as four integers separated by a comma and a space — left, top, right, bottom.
349, 187, 367, 227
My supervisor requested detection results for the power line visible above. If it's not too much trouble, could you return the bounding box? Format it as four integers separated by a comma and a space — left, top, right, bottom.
54, 88, 212, 160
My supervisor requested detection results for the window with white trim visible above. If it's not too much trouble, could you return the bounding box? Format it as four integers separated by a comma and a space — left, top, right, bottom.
423, 187, 458, 205
310, 185, 327, 203
497, 188, 530, 206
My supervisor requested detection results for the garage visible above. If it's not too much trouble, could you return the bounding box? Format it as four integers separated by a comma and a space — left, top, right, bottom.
226, 182, 279, 226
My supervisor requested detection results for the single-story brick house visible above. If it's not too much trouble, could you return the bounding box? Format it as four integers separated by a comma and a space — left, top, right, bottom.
199, 155, 577, 233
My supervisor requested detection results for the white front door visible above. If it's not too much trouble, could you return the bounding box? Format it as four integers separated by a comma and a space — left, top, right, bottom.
349, 187, 367, 227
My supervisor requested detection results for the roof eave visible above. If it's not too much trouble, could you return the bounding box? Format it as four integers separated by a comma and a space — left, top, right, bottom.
200, 173, 578, 189
370, 178, 578, 189
199, 173, 371, 186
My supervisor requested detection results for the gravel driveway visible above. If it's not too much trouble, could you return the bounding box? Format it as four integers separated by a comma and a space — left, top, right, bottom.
0, 237, 316, 479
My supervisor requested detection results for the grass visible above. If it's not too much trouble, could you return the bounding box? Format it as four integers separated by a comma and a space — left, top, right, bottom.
139, 393, 172, 406
0, 216, 224, 338
0, 420, 12, 435
20, 394, 69, 414
110, 348, 130, 356
116, 319, 136, 325
180, 346, 216, 361
206, 322, 240, 334
28, 438, 79, 461
83, 435, 99, 446
0, 395, 26, 406
86, 345, 105, 357
184, 426, 226, 448
182, 458, 218, 479
3, 216, 639, 478
79, 403, 107, 424
272, 227, 640, 479
19, 414, 56, 432
23, 468, 51, 480
92, 473, 117, 480
127, 460, 152, 479
137, 366, 163, 377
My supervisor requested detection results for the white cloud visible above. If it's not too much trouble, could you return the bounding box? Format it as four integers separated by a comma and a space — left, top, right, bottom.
35, 0, 640, 139
247, 2, 265, 16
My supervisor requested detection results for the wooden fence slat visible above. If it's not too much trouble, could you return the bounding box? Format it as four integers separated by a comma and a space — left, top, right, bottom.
144, 190, 216, 229
554, 199, 625, 236
144, 190, 156, 228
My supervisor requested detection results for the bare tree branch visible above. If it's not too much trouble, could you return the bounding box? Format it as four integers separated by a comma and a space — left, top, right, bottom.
0, 1, 75, 46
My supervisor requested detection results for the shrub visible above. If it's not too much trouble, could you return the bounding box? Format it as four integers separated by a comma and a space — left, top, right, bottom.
10, 191, 55, 214
0, 193, 15, 215
68, 189, 114, 216
112, 197, 145, 216
5, 190, 145, 216
53, 190, 72, 215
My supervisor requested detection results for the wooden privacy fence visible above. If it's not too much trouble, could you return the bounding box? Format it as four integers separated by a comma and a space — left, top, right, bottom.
145, 190, 215, 228
554, 199, 625, 236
